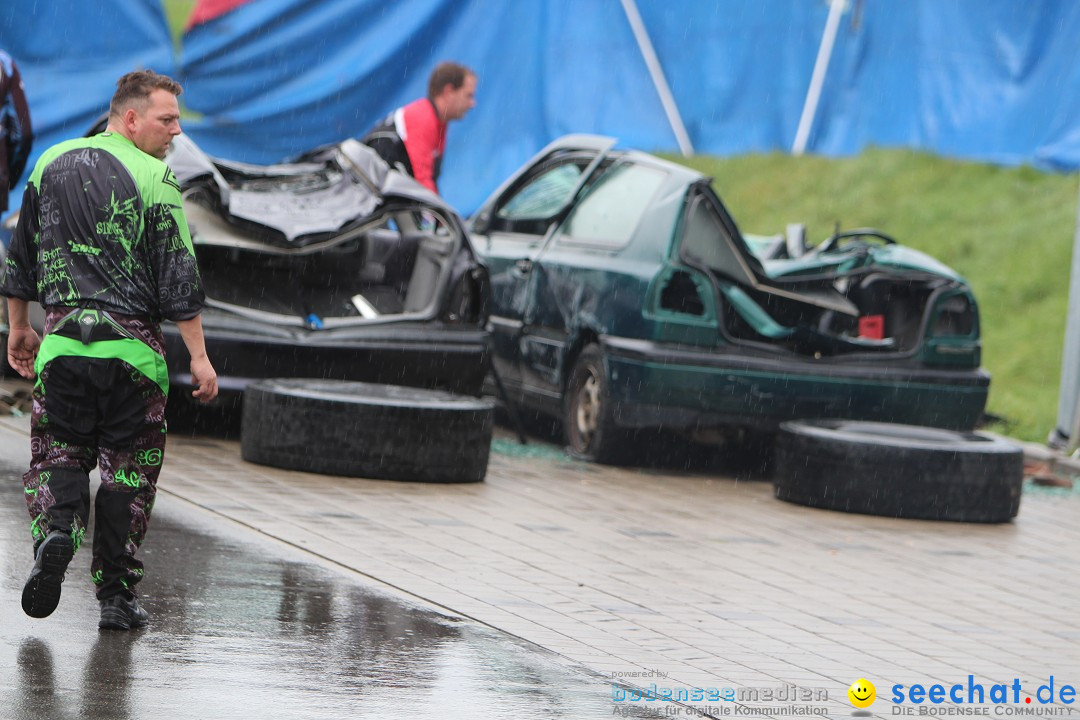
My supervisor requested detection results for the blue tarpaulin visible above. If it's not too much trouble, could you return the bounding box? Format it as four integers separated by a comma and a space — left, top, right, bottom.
0, 2, 174, 159
2, 0, 1079, 216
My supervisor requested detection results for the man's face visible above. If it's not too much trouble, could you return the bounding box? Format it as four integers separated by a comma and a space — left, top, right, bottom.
128, 89, 181, 159
444, 74, 477, 122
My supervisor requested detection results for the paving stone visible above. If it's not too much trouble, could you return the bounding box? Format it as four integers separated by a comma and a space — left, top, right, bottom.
1, 408, 1076, 709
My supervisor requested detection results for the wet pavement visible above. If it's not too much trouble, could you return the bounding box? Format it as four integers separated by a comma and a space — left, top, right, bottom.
2, 379, 1080, 719
0, 455, 664, 719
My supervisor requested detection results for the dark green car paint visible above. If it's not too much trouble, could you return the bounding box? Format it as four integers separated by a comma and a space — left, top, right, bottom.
472, 136, 988, 439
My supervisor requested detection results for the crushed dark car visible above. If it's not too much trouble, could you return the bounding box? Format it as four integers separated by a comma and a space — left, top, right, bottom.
469, 135, 989, 463
158, 132, 490, 406
3, 127, 490, 404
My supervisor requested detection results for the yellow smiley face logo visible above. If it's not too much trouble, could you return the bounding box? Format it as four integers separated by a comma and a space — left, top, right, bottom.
848, 678, 876, 708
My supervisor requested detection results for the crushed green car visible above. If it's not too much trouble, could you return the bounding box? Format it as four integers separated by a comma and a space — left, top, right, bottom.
469, 135, 988, 463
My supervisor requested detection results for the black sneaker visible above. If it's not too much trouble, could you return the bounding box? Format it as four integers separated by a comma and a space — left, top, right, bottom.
98, 594, 149, 631
21, 531, 75, 619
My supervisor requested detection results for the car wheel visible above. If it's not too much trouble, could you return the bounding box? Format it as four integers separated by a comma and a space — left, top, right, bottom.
563, 345, 625, 463
774, 419, 1023, 522
241, 379, 494, 482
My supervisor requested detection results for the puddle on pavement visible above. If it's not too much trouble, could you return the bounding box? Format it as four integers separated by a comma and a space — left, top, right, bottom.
0, 460, 666, 719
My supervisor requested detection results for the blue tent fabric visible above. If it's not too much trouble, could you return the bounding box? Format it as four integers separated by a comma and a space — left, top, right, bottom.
179, 0, 489, 162
0, 1, 174, 190
634, 0, 827, 156
175, 0, 683, 213
2, 0, 1079, 217
813, 1, 1080, 171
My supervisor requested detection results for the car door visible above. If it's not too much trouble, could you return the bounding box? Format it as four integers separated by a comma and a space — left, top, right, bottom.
520, 159, 670, 400
471, 160, 586, 387
470, 138, 615, 390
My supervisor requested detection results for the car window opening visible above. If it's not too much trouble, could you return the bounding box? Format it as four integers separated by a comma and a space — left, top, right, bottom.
558, 162, 666, 249
659, 271, 706, 316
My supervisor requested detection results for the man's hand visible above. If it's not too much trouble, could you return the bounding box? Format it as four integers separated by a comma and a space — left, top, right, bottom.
6, 324, 40, 380
190, 354, 218, 403
174, 315, 217, 404
5, 298, 40, 380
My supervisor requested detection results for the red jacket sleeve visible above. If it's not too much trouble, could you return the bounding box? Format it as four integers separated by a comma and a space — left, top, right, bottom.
400, 99, 444, 194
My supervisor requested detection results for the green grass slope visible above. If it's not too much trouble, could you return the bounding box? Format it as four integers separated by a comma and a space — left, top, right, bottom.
667, 148, 1079, 442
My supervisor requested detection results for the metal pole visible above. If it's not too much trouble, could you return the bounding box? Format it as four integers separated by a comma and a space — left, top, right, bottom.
620, 0, 694, 156
792, 0, 846, 155
1059, 177, 1080, 452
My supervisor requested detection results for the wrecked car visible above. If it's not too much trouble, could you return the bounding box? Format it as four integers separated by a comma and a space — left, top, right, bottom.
151, 130, 489, 406
469, 135, 988, 463
2, 128, 490, 400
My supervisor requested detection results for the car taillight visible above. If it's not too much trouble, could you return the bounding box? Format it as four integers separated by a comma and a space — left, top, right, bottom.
931, 294, 975, 337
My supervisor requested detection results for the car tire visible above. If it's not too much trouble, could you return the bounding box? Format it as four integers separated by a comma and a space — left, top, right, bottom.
0, 296, 11, 378
563, 345, 626, 464
0, 332, 10, 378
241, 379, 494, 482
774, 419, 1023, 522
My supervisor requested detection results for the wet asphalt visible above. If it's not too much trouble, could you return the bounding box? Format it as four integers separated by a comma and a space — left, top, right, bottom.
0, 456, 664, 719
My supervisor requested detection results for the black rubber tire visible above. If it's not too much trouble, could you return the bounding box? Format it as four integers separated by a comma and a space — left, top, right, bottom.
241, 379, 494, 482
0, 332, 10, 378
563, 345, 626, 464
775, 419, 1023, 522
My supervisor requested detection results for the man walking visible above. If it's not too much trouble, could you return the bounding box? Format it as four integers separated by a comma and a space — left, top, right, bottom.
363, 61, 477, 195
1, 69, 217, 630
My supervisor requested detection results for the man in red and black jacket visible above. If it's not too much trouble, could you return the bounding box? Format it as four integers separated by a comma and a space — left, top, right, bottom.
363, 61, 476, 196
0, 49, 33, 213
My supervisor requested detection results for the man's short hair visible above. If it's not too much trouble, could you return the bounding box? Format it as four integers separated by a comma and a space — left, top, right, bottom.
427, 62, 474, 100
109, 70, 183, 117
